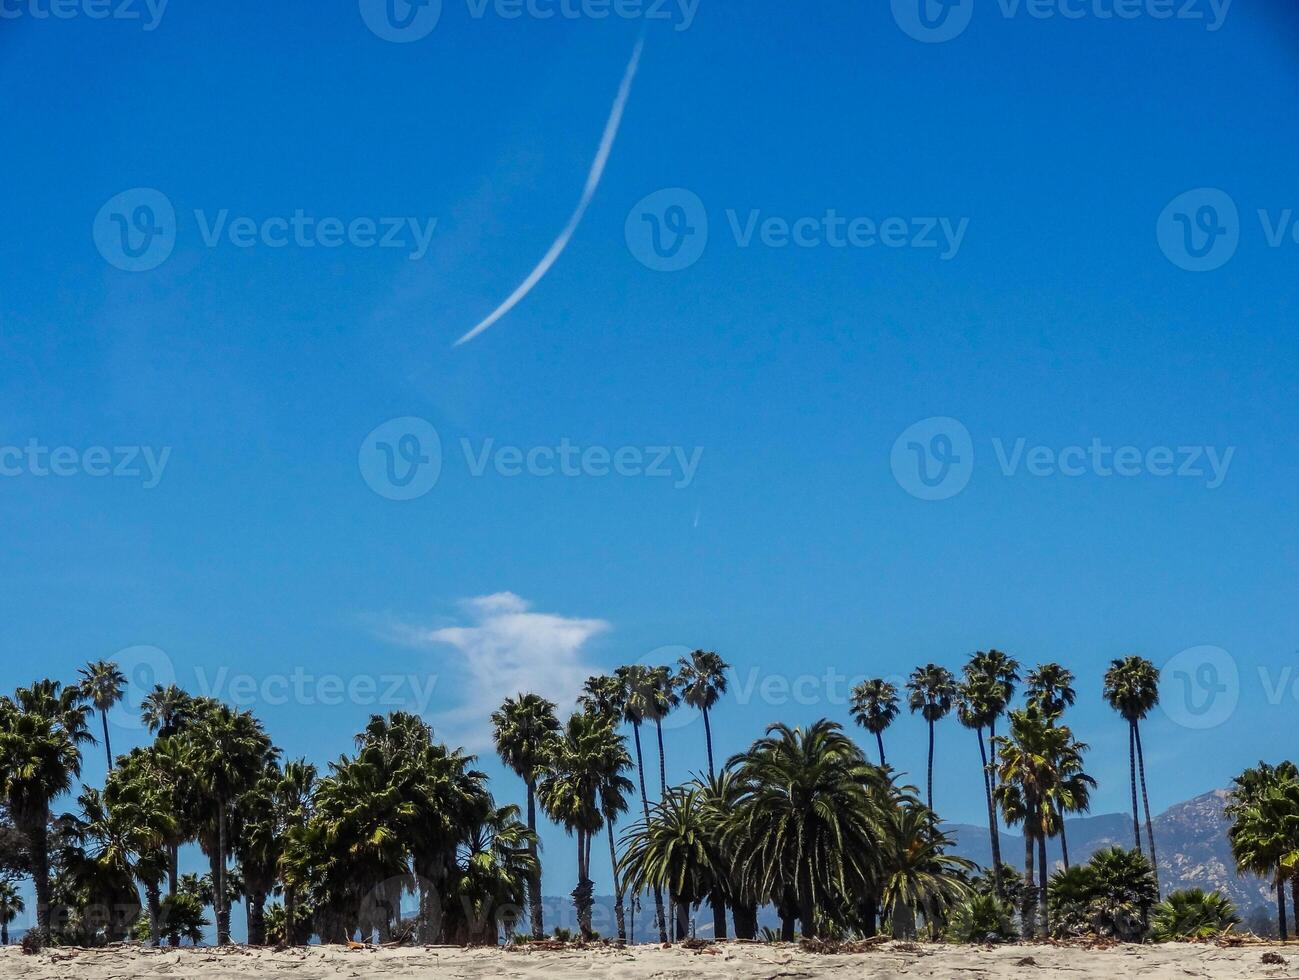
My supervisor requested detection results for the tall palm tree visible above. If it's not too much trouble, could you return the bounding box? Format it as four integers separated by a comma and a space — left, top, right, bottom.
595, 731, 635, 942
613, 665, 668, 942
105, 747, 181, 945
183, 702, 276, 944
79, 660, 127, 771
966, 649, 1020, 755
273, 759, 316, 945
906, 664, 957, 813
956, 674, 1003, 896
491, 693, 560, 940
537, 711, 617, 940
0, 680, 92, 947
1026, 663, 1076, 720
849, 678, 899, 767
1104, 655, 1162, 891
0, 880, 22, 945
675, 650, 730, 779
647, 666, 679, 796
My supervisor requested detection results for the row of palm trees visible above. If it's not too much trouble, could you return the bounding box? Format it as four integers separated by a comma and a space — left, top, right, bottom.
1227, 760, 1299, 941
0, 649, 1163, 948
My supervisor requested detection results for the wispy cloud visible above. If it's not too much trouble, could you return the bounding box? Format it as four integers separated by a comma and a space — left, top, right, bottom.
385, 592, 610, 748
453, 40, 644, 347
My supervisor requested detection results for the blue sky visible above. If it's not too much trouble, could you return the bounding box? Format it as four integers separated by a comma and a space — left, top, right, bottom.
3, 0, 1299, 923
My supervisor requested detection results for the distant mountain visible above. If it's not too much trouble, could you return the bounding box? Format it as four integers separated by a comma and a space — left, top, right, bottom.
945, 789, 1273, 912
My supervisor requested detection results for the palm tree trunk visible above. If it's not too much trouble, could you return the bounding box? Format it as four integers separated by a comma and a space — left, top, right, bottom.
605, 820, 626, 942
1022, 803, 1037, 940
286, 885, 299, 945
1127, 722, 1142, 855
101, 709, 114, 770
146, 881, 162, 947
29, 808, 51, 948
632, 723, 668, 943
875, 731, 886, 768
248, 890, 266, 946
702, 706, 715, 780
1059, 819, 1070, 869
976, 727, 1002, 896
527, 779, 544, 939
674, 897, 689, 941
710, 888, 727, 940
1291, 875, 1298, 939
733, 901, 758, 940
1279, 868, 1290, 942
168, 843, 179, 946
1, 923, 8, 945
797, 865, 816, 939
891, 899, 916, 940
780, 911, 796, 942
654, 717, 668, 797
217, 799, 230, 945
1037, 821, 1050, 937
926, 719, 936, 812
1133, 722, 1160, 894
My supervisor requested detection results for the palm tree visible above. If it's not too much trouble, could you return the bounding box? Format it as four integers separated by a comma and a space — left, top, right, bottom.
966, 649, 1020, 761
537, 711, 616, 940
675, 650, 730, 779
879, 803, 972, 939
274, 759, 316, 945
0, 680, 92, 947
906, 664, 957, 813
620, 788, 721, 940
0, 880, 22, 945
1227, 762, 1299, 940
105, 747, 181, 945
491, 693, 560, 940
79, 660, 127, 771
697, 766, 751, 939
730, 720, 887, 939
1150, 888, 1241, 941
1025, 663, 1076, 720
446, 801, 538, 944
613, 665, 668, 942
956, 674, 1002, 896
647, 666, 679, 796
141, 684, 192, 737
1104, 655, 1162, 891
182, 702, 276, 944
849, 678, 899, 767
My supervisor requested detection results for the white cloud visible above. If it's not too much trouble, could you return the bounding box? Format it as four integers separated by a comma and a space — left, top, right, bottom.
388, 593, 609, 749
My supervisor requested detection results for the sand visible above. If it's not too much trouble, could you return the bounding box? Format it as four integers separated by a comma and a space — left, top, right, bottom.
1, 940, 1295, 980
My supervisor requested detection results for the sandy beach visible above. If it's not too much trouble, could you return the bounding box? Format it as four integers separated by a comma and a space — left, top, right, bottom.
1, 941, 1295, 980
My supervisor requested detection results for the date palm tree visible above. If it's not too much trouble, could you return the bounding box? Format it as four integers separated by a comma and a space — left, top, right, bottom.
849, 678, 899, 767
491, 693, 560, 939
675, 650, 729, 780
1026, 663, 1076, 721
879, 803, 973, 939
79, 660, 127, 771
0, 879, 22, 945
620, 787, 721, 940
906, 664, 957, 813
0, 680, 92, 948
1104, 655, 1162, 891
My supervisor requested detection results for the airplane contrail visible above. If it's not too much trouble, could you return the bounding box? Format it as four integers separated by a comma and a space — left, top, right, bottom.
454, 40, 644, 347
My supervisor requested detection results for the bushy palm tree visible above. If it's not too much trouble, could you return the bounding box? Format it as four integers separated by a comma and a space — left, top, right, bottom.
0, 680, 92, 947
879, 803, 972, 939
906, 664, 956, 813
1151, 888, 1240, 941
849, 678, 899, 767
1104, 655, 1161, 890
78, 661, 127, 772
729, 720, 887, 939
1227, 761, 1299, 940
675, 650, 729, 779
491, 693, 560, 939
620, 787, 721, 940
613, 665, 668, 942
104, 747, 180, 945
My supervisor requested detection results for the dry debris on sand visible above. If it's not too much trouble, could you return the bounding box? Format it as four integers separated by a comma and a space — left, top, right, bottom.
4, 940, 1299, 980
